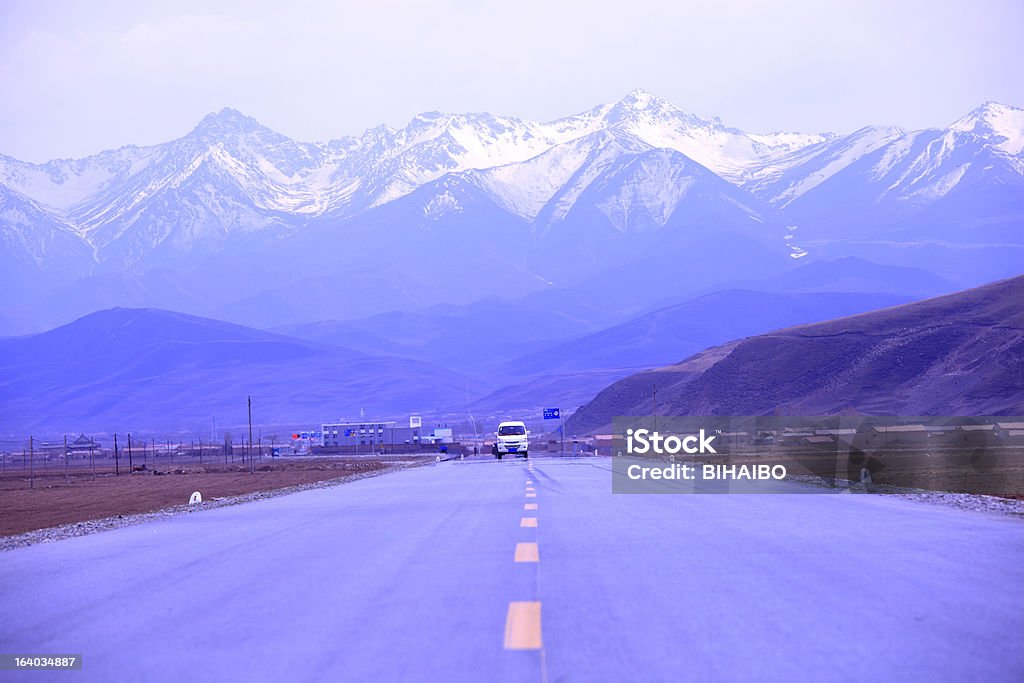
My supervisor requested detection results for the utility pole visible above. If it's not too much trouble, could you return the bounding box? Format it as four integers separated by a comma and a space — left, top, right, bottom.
652, 383, 658, 433
248, 396, 254, 475
63, 434, 68, 484
560, 411, 565, 455
29, 435, 34, 490
114, 433, 120, 476
127, 433, 133, 472
198, 437, 203, 466
89, 440, 95, 480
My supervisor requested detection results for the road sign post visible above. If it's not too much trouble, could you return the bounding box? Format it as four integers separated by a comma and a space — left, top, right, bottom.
544, 408, 562, 454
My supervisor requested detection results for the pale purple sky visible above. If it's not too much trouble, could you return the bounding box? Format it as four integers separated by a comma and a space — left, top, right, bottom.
1, 0, 1022, 163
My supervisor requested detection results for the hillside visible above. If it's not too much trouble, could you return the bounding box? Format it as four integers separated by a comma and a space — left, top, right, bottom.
0, 308, 479, 435
566, 276, 1024, 434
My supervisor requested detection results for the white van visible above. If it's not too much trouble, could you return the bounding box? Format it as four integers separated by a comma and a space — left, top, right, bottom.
493, 421, 529, 459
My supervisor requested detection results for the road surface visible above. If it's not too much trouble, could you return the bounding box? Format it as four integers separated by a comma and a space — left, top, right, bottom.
1, 456, 1023, 682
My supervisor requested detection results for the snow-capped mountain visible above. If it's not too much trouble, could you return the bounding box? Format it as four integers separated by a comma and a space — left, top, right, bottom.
950, 101, 1024, 156
751, 102, 1024, 246
1, 91, 1022, 334
0, 89, 827, 259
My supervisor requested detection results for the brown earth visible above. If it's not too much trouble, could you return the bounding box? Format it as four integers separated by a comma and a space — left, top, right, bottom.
669, 447, 1024, 498
0, 456, 427, 536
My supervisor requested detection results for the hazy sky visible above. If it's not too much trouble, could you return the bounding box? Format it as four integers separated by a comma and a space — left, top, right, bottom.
1, 0, 1022, 162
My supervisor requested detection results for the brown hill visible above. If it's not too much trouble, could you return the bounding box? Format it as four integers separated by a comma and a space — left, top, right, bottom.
566, 276, 1024, 434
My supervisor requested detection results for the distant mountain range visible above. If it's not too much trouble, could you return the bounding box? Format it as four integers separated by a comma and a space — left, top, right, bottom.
2, 93, 1021, 436
2, 91, 1022, 335
0, 308, 480, 435
566, 276, 1024, 434
0, 265, 938, 435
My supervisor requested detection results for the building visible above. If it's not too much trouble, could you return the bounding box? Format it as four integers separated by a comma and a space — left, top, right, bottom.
321, 422, 404, 449
318, 420, 457, 452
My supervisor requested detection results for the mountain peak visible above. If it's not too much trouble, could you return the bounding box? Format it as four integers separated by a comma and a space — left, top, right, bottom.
191, 107, 266, 137
620, 88, 657, 107
950, 101, 1024, 154
599, 88, 714, 132
612, 88, 674, 113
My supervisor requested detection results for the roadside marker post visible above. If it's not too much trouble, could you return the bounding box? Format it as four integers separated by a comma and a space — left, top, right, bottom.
544, 407, 563, 454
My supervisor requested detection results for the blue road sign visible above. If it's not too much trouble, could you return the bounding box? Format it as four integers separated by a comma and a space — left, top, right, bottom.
543, 408, 561, 420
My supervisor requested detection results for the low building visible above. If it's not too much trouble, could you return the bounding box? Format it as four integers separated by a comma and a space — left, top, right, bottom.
321, 422, 402, 450
318, 420, 459, 452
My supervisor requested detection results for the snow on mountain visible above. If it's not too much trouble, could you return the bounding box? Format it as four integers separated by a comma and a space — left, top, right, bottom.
469, 120, 783, 237
570, 89, 833, 180
468, 130, 654, 223
0, 183, 94, 296
0, 146, 161, 214
0, 93, 1020, 301
775, 107, 1024, 237
950, 102, 1024, 155
742, 126, 905, 206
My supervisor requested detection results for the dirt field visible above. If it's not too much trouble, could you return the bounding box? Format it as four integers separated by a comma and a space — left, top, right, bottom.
0, 456, 428, 536
681, 447, 1024, 499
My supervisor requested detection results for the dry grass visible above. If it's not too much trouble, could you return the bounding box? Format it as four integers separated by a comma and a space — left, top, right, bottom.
0, 457, 421, 536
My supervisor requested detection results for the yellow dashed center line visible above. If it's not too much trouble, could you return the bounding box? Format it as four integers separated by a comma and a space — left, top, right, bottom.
514, 542, 540, 562
524, 503, 537, 510
526, 487, 536, 493
526, 492, 537, 498
504, 601, 542, 650
520, 517, 538, 527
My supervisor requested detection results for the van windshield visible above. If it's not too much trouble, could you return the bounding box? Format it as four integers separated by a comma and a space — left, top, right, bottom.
499, 425, 526, 436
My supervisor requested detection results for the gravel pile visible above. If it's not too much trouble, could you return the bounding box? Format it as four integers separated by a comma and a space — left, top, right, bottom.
0, 463, 419, 552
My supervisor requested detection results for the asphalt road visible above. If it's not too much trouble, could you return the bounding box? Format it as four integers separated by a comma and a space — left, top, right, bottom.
1, 455, 1023, 682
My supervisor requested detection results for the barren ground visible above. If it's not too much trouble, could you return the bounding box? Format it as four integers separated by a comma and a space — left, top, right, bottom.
0, 456, 430, 536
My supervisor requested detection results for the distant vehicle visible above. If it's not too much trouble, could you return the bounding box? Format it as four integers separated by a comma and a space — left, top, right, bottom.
493, 421, 529, 459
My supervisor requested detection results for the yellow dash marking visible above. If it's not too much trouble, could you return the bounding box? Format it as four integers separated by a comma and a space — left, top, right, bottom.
514, 542, 539, 562
526, 493, 537, 498
521, 517, 538, 527
504, 602, 542, 650
524, 503, 538, 510
526, 480, 534, 485
526, 487, 536, 493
